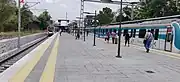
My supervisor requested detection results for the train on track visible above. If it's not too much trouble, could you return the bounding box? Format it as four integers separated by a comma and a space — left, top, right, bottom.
90, 17, 180, 53
47, 25, 55, 36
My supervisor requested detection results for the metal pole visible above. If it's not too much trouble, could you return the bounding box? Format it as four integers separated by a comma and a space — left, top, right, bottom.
78, 19, 80, 36
66, 12, 67, 20
18, 0, 21, 48
93, 10, 96, 46
176, 0, 178, 7
84, 18, 86, 41
116, 0, 122, 58
79, 0, 84, 36
17, 2, 40, 48
131, 4, 134, 21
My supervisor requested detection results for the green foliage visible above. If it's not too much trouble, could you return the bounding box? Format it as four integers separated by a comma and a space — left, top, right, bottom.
96, 7, 114, 25
3, 14, 18, 31
98, 0, 180, 23
38, 11, 52, 30
116, 6, 131, 22
0, 0, 17, 32
136, 0, 180, 19
21, 4, 34, 30
0, 0, 52, 32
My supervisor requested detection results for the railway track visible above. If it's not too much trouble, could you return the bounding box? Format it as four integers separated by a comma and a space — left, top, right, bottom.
0, 36, 48, 73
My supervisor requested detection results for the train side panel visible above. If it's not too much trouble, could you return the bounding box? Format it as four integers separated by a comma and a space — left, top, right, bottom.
97, 24, 180, 53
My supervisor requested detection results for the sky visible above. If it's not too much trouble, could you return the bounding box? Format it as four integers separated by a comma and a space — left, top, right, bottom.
21, 0, 139, 22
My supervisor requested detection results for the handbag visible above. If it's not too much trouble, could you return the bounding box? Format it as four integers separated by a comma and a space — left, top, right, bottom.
143, 40, 147, 44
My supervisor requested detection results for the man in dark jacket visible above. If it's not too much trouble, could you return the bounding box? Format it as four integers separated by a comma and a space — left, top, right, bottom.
125, 33, 130, 47
60, 29, 63, 36
76, 30, 80, 39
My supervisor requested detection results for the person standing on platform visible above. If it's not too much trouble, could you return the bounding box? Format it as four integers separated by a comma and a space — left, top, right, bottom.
144, 30, 153, 53
86, 30, 89, 36
106, 32, 110, 43
60, 29, 63, 36
111, 31, 116, 44
124, 33, 130, 47
76, 33, 80, 39
76, 29, 80, 40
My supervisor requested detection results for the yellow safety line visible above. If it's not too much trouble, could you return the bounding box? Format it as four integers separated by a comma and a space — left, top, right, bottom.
9, 36, 57, 82
152, 49, 180, 57
148, 48, 180, 59
126, 41, 180, 60
155, 52, 180, 60
40, 35, 59, 82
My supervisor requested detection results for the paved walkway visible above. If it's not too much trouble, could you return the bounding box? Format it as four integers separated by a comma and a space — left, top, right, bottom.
54, 33, 180, 82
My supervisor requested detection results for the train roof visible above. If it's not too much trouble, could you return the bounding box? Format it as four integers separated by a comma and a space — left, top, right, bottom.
99, 19, 180, 29
100, 23, 169, 29
110, 15, 180, 25
99, 17, 180, 29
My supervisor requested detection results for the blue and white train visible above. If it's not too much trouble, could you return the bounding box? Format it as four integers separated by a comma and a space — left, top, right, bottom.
92, 18, 180, 53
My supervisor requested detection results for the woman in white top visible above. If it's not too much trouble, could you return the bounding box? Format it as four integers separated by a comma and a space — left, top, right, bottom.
111, 32, 116, 44
144, 30, 154, 53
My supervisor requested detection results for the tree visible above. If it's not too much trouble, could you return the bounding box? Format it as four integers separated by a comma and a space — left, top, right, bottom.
0, 0, 47, 32
163, 0, 180, 16
0, 0, 17, 32
96, 7, 114, 25
38, 11, 52, 30
112, 0, 180, 23
21, 4, 34, 30
116, 6, 131, 22
3, 13, 18, 31
135, 0, 180, 19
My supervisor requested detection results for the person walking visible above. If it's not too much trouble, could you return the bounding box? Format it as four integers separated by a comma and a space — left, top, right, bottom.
124, 33, 130, 47
144, 30, 153, 53
86, 30, 89, 36
106, 32, 110, 43
111, 31, 116, 44
76, 32, 80, 39
60, 29, 63, 36
75, 29, 80, 40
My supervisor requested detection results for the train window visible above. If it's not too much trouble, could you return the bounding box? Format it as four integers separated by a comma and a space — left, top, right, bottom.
106, 29, 108, 33
123, 29, 128, 36
110, 29, 112, 33
133, 29, 136, 37
151, 29, 154, 35
166, 33, 172, 42
131, 29, 133, 37
114, 29, 116, 32
154, 29, 159, 40
103, 29, 105, 34
139, 29, 146, 38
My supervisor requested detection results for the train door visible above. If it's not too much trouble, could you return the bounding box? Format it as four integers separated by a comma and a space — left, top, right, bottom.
102, 29, 105, 35
164, 27, 173, 52
123, 29, 128, 36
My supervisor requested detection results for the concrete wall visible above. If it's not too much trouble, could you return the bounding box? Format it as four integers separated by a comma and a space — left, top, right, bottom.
0, 33, 47, 54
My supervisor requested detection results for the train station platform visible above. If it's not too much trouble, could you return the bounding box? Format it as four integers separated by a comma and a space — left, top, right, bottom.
1, 33, 180, 82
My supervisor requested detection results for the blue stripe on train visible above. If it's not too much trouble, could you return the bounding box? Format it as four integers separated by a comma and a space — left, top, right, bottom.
96, 33, 167, 40
158, 34, 166, 39
95, 25, 167, 30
